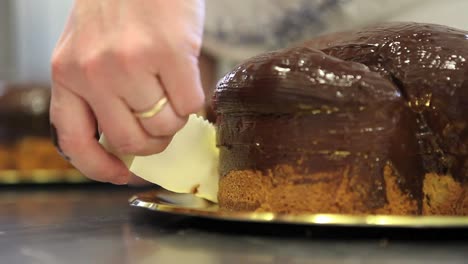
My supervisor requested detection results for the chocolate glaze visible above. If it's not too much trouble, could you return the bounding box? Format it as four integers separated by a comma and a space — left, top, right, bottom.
214, 47, 406, 209
321, 22, 468, 183
0, 85, 51, 143
214, 23, 468, 211
215, 47, 400, 114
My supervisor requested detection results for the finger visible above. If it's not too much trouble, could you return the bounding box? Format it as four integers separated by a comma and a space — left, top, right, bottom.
127, 173, 152, 187
72, 46, 173, 156
88, 90, 172, 156
136, 95, 189, 137
160, 52, 205, 116
50, 84, 131, 184
122, 74, 188, 137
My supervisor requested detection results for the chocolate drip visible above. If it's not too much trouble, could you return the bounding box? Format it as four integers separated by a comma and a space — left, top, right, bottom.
214, 47, 406, 209
322, 22, 468, 183
214, 23, 468, 213
215, 47, 399, 114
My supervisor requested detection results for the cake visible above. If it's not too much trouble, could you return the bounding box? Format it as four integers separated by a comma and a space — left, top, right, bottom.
213, 22, 468, 215
0, 85, 74, 171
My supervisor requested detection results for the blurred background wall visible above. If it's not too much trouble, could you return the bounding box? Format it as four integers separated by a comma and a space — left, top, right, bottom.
0, 0, 73, 83
0, 0, 14, 81
0, 0, 468, 84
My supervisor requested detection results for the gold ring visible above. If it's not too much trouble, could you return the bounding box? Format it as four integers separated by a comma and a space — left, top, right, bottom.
134, 97, 168, 119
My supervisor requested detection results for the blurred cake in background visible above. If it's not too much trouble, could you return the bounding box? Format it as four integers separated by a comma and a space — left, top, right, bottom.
0, 82, 83, 183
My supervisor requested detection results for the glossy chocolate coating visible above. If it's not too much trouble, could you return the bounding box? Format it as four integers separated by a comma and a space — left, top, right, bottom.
215, 47, 400, 114
214, 46, 407, 209
321, 22, 468, 183
0, 85, 51, 142
214, 23, 468, 209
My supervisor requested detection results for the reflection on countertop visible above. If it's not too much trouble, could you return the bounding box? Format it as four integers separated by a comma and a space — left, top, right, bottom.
0, 184, 468, 264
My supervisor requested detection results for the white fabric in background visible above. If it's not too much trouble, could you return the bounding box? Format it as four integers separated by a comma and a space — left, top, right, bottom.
204, 0, 468, 71
1, 0, 468, 82
203, 0, 425, 61
387, 0, 468, 30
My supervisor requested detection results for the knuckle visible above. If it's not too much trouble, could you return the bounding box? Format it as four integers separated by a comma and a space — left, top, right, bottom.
156, 138, 171, 152
78, 52, 104, 76
113, 39, 151, 68
179, 93, 205, 116
150, 118, 185, 136
158, 124, 180, 136
58, 134, 83, 156
49, 102, 62, 120
50, 55, 62, 74
149, 137, 172, 154
167, 30, 202, 57
114, 136, 171, 156
182, 37, 202, 57
114, 47, 138, 66
50, 54, 68, 84
193, 94, 206, 112
113, 139, 146, 155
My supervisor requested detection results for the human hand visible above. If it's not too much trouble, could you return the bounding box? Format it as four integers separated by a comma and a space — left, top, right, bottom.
50, 0, 205, 184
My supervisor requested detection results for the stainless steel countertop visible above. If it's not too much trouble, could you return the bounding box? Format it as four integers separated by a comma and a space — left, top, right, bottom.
1, 185, 467, 264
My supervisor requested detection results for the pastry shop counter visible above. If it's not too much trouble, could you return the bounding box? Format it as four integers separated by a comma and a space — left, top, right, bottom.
1, 184, 467, 264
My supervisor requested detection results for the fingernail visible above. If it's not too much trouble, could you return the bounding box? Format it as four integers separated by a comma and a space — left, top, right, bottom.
50, 123, 71, 161
113, 177, 129, 185
114, 180, 129, 186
